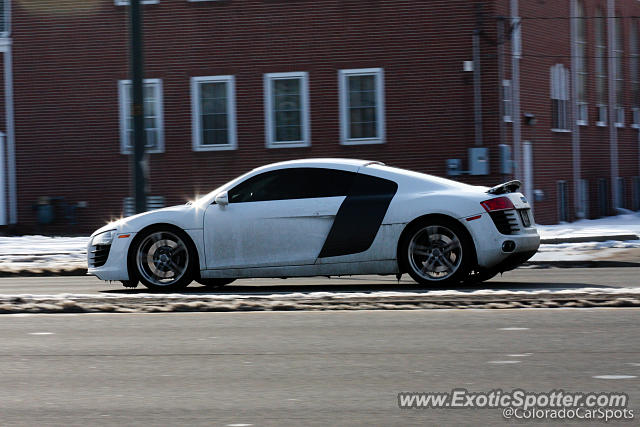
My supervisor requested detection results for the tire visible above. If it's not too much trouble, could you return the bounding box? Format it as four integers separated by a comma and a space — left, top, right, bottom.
129, 227, 196, 292
196, 278, 236, 289
400, 219, 473, 286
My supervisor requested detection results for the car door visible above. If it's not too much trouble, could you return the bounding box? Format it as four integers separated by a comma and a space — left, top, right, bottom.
203, 167, 357, 269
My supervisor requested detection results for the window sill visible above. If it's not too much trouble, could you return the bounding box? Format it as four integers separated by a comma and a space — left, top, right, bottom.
596, 121, 607, 127
503, 117, 512, 123
551, 129, 571, 133
193, 144, 237, 152
266, 141, 311, 149
341, 138, 385, 146
577, 120, 587, 126
631, 124, 640, 129
615, 123, 625, 128
121, 148, 164, 155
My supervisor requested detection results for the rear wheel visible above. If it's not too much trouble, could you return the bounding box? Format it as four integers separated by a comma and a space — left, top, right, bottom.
130, 228, 196, 292
401, 219, 472, 286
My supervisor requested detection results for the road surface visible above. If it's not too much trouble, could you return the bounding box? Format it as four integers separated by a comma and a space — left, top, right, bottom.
0, 309, 638, 426
0, 267, 637, 295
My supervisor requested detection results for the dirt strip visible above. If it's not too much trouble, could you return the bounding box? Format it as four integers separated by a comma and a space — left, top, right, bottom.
0, 290, 639, 314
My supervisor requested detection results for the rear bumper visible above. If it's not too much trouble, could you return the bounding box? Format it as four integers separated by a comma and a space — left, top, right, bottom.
463, 212, 540, 269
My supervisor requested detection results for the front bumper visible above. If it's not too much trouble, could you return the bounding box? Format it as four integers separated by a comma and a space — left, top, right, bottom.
87, 232, 137, 281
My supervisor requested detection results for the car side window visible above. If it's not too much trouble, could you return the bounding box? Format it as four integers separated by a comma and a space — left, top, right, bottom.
228, 168, 356, 203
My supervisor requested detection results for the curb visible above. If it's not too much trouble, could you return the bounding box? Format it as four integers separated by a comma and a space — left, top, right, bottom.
0, 290, 639, 313
540, 234, 639, 244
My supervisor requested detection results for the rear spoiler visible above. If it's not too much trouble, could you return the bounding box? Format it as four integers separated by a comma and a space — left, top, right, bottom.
487, 180, 521, 195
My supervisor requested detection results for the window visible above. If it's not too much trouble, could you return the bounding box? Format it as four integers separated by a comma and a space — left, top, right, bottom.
115, 0, 159, 5
0, 0, 10, 36
339, 68, 385, 145
632, 19, 640, 128
575, 0, 587, 125
502, 80, 512, 122
228, 168, 356, 203
264, 72, 310, 148
118, 79, 164, 154
550, 64, 570, 131
595, 8, 607, 126
614, 17, 624, 127
191, 75, 236, 151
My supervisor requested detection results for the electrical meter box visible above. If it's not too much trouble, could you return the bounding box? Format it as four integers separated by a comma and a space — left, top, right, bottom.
469, 147, 489, 175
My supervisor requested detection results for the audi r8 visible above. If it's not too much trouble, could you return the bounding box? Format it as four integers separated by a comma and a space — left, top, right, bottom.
88, 159, 540, 290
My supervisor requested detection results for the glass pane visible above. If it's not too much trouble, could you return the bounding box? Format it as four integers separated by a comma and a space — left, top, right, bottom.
274, 94, 300, 111
145, 129, 156, 148
202, 114, 227, 131
203, 129, 228, 146
276, 125, 301, 142
274, 79, 300, 95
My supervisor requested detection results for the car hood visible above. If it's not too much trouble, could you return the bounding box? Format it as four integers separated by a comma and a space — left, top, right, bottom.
90, 204, 203, 237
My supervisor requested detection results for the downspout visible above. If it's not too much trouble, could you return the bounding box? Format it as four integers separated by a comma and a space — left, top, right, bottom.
5, 41, 16, 224
570, 0, 583, 218
510, 0, 523, 184
0, 128, 5, 225
0, 37, 14, 226
473, 26, 483, 146
607, 0, 619, 211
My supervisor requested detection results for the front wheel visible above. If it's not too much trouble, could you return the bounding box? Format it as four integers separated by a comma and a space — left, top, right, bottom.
400, 219, 472, 286
130, 228, 196, 292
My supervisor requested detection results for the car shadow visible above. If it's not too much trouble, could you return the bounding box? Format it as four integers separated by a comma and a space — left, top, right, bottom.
99, 281, 612, 295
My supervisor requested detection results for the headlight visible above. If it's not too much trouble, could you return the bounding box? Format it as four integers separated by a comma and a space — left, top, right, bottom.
92, 230, 116, 246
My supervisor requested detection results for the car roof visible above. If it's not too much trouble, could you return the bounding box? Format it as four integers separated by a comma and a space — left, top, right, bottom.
256, 158, 381, 170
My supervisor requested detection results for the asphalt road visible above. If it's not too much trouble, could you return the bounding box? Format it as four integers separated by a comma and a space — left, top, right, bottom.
0, 267, 638, 295
0, 309, 638, 426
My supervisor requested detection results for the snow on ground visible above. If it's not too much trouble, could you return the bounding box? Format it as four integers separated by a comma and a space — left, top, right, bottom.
0, 212, 638, 272
532, 212, 640, 262
0, 236, 89, 273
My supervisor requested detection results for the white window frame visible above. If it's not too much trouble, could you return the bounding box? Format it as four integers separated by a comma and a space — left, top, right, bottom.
550, 64, 570, 132
263, 72, 311, 148
191, 75, 237, 152
502, 79, 512, 122
115, 0, 158, 5
339, 68, 385, 145
118, 78, 164, 155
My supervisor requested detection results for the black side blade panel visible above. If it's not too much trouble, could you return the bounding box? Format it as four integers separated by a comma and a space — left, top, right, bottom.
318, 174, 398, 258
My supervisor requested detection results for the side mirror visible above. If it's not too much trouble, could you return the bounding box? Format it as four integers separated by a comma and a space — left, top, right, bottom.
214, 191, 229, 206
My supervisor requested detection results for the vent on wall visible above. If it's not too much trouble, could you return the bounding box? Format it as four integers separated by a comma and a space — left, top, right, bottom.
123, 196, 165, 218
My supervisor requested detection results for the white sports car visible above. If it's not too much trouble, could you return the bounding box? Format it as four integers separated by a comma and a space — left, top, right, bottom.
88, 159, 540, 291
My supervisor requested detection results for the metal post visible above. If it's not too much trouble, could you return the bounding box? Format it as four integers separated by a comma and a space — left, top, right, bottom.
129, 0, 146, 214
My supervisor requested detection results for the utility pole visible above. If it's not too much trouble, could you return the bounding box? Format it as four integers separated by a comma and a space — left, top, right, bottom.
129, 0, 146, 214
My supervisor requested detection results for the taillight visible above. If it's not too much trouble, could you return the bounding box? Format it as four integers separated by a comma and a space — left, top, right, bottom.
481, 196, 515, 212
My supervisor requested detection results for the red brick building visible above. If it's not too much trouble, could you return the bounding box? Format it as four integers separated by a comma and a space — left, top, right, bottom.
0, 0, 637, 234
